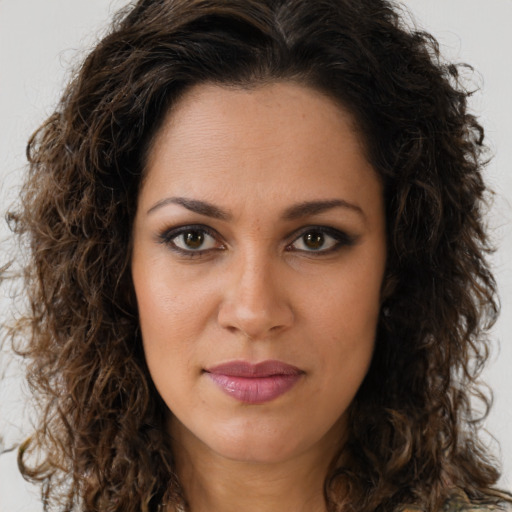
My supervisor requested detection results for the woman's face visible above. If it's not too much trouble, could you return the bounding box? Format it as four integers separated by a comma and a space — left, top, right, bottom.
131, 82, 387, 465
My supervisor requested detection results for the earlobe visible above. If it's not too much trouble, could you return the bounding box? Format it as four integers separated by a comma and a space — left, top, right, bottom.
380, 270, 398, 304
118, 267, 139, 320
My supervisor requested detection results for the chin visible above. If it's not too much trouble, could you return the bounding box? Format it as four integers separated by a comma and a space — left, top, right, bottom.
205, 420, 318, 465
214, 439, 303, 465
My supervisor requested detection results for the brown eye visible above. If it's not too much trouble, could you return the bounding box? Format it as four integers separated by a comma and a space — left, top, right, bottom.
288, 227, 352, 254
183, 230, 204, 249
163, 227, 221, 253
303, 232, 324, 250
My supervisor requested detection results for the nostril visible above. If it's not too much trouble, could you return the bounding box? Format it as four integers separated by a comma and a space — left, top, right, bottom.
216, 265, 294, 339
217, 298, 293, 340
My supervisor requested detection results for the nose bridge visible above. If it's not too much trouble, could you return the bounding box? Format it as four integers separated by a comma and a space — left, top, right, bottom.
218, 244, 293, 339
238, 249, 273, 309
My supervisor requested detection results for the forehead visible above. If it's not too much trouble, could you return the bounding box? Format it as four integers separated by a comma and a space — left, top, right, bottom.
141, 81, 381, 217
147, 81, 366, 162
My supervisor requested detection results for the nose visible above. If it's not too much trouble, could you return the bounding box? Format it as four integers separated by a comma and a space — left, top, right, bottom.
217, 252, 294, 340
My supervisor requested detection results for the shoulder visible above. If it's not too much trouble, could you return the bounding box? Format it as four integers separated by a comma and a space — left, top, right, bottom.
400, 490, 512, 512
443, 490, 512, 512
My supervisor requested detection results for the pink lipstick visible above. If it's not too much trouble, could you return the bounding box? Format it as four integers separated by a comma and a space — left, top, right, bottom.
205, 360, 303, 404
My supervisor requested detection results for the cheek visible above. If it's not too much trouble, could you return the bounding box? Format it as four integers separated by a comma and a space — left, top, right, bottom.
309, 257, 383, 337
309, 257, 384, 383
131, 259, 205, 385
133, 255, 213, 340
134, 279, 205, 414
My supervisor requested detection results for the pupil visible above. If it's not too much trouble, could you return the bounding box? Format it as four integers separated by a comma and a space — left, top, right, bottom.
185, 231, 204, 249
304, 232, 324, 249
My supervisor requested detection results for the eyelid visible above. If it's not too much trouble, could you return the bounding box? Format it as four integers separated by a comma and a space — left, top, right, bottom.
286, 225, 357, 253
158, 224, 225, 255
157, 223, 356, 257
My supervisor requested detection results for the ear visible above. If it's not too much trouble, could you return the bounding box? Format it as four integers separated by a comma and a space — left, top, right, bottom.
380, 269, 398, 304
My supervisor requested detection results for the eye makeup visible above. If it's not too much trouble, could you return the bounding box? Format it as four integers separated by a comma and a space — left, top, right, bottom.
157, 222, 358, 260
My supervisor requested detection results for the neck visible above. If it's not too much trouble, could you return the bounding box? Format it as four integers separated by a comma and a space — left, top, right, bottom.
169, 420, 343, 512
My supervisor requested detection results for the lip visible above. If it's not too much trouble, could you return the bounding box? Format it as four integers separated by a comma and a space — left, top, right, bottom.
204, 360, 304, 404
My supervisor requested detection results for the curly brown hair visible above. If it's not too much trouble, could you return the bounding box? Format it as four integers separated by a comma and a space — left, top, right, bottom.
6, 0, 510, 510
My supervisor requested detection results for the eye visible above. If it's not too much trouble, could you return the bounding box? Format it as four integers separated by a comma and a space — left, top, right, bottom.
287, 227, 354, 253
159, 225, 224, 254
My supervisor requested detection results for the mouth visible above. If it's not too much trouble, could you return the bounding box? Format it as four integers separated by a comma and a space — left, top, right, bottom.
204, 360, 304, 404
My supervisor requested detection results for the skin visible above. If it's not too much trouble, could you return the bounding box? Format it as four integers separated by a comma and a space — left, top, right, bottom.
131, 82, 387, 512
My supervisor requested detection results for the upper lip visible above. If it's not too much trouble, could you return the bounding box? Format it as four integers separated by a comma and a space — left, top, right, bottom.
205, 360, 303, 377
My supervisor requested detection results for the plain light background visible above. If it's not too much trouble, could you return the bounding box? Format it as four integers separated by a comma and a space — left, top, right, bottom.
0, 1, 511, 510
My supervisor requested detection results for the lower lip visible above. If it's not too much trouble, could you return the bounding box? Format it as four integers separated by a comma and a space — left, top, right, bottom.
206, 373, 302, 404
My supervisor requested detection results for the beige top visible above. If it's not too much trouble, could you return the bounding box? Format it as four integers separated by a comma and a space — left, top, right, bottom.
168, 489, 512, 511
401, 489, 512, 512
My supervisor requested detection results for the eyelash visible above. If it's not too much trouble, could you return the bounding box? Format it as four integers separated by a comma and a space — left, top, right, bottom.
158, 224, 356, 258
286, 226, 356, 254
158, 224, 224, 258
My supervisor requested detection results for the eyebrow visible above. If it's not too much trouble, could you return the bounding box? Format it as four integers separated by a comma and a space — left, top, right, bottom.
147, 197, 231, 219
282, 199, 365, 221
147, 196, 364, 221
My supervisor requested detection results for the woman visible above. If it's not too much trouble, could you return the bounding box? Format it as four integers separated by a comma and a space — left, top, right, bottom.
5, 0, 511, 510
